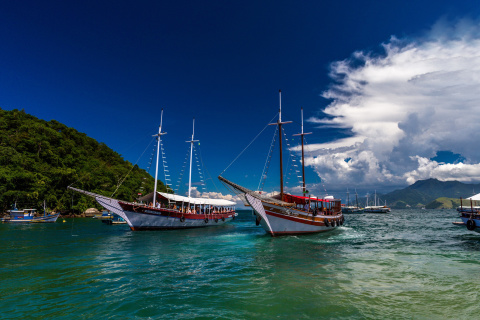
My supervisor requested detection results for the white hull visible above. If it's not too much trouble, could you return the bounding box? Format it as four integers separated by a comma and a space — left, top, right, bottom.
245, 194, 343, 236
96, 196, 235, 231
364, 206, 391, 213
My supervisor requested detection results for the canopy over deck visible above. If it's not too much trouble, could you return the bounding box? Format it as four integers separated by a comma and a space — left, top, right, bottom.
138, 192, 236, 206
282, 194, 337, 205
466, 192, 480, 201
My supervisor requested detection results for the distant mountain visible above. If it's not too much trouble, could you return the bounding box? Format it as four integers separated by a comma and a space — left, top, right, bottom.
379, 178, 480, 209
0, 108, 169, 213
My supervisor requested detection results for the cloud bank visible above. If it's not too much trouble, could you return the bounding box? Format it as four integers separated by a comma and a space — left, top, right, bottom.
304, 18, 480, 193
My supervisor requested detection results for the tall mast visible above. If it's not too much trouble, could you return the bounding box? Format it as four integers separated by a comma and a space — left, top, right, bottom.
293, 107, 311, 194
187, 118, 199, 198
269, 90, 292, 200
153, 109, 167, 206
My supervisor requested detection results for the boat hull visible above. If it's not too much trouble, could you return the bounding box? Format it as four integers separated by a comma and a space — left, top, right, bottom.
245, 194, 343, 236
342, 207, 364, 214
364, 207, 391, 213
457, 212, 480, 232
1, 214, 60, 223
95, 197, 236, 231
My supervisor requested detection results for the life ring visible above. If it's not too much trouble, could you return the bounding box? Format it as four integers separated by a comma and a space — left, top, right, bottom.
180, 216, 185, 223
324, 218, 329, 227
214, 218, 218, 223
467, 219, 476, 231
331, 219, 336, 227
204, 218, 209, 223
221, 217, 225, 222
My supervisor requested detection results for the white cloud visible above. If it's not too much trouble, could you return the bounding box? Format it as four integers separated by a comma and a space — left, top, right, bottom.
189, 186, 243, 204
405, 156, 480, 184
305, 18, 480, 193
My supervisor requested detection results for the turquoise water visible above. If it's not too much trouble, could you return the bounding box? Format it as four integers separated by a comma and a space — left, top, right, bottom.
1, 210, 479, 319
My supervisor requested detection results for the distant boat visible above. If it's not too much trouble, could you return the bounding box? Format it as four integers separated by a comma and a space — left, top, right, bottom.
219, 91, 344, 236
455, 193, 480, 232
100, 211, 127, 225
69, 110, 237, 231
364, 191, 391, 213
1, 202, 60, 223
342, 189, 364, 214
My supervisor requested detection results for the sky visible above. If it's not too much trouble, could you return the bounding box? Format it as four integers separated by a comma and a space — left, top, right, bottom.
2, 0, 480, 203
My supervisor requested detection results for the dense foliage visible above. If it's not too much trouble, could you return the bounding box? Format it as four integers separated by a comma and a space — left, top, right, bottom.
0, 108, 169, 213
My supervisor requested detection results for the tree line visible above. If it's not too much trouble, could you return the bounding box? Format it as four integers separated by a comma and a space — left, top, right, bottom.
0, 108, 169, 214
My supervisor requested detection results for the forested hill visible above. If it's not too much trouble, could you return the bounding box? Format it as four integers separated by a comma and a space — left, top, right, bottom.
0, 108, 169, 213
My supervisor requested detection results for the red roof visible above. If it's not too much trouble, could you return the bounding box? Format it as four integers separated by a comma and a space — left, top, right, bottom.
283, 194, 333, 205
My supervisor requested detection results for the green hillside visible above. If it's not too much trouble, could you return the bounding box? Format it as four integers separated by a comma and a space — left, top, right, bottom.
425, 197, 462, 209
0, 108, 169, 213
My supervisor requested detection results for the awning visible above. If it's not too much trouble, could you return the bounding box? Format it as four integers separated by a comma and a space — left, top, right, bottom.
138, 192, 236, 206
467, 192, 480, 201
282, 193, 335, 205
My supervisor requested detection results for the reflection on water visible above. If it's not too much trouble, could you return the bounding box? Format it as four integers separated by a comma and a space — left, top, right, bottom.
1, 210, 480, 319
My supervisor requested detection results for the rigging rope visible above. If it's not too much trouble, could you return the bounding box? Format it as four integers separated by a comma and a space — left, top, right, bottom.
220, 112, 279, 176
257, 126, 278, 192
111, 136, 156, 198
195, 144, 221, 194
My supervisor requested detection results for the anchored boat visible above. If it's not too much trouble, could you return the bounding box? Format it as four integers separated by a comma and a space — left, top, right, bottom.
219, 90, 344, 236
364, 191, 391, 213
69, 110, 236, 231
1, 202, 60, 223
342, 189, 364, 214
455, 193, 480, 232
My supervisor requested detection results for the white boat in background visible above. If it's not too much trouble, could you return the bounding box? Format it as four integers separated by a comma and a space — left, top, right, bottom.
69, 110, 236, 231
455, 193, 480, 232
364, 191, 391, 213
219, 91, 344, 236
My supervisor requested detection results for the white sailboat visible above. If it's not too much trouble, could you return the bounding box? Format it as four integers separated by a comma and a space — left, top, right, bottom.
219, 90, 344, 236
69, 110, 236, 230
364, 191, 391, 213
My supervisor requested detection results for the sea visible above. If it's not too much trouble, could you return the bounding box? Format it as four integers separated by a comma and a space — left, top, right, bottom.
1, 209, 479, 319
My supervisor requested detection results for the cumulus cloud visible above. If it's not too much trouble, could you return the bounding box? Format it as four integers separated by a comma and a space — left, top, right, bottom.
304, 18, 480, 193
189, 186, 243, 204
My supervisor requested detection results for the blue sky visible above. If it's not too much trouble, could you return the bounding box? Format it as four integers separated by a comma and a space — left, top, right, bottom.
2, 0, 480, 202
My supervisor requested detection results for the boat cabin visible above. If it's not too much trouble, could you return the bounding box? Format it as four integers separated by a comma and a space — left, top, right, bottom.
137, 191, 236, 214
282, 194, 342, 216
6, 208, 37, 220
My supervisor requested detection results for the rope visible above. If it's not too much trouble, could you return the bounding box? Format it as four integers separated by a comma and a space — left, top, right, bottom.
220, 112, 278, 176
196, 144, 221, 194
258, 126, 277, 192
111, 136, 156, 197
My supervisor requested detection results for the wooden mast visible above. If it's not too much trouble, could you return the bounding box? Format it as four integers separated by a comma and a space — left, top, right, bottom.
269, 90, 291, 201
153, 109, 167, 206
293, 107, 311, 195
